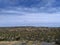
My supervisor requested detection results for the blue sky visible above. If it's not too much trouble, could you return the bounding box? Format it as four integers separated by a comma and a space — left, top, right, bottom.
0, 0, 60, 27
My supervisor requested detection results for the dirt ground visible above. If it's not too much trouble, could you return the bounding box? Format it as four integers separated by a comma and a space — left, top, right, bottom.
0, 41, 21, 45
0, 41, 56, 45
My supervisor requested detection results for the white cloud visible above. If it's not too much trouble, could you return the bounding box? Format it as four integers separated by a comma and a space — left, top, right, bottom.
42, 0, 56, 7
0, 6, 60, 27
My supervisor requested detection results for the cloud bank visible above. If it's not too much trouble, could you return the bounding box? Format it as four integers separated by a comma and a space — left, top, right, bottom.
0, 7, 60, 27
0, 0, 60, 27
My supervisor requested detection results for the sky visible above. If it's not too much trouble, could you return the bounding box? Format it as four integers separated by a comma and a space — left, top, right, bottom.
0, 0, 60, 27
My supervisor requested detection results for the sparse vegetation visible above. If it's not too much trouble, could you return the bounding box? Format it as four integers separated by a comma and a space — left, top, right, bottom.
0, 27, 60, 45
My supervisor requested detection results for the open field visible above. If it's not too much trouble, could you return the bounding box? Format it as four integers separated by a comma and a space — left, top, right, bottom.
0, 41, 56, 45
0, 41, 18, 45
0, 27, 60, 45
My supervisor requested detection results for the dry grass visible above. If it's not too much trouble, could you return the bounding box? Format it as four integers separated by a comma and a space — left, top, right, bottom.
0, 41, 41, 45
0, 41, 18, 45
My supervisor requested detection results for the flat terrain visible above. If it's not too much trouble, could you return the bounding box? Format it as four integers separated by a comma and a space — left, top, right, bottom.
0, 27, 60, 41
0, 41, 40, 45
0, 41, 56, 45
0, 41, 18, 45
0, 26, 60, 45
